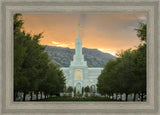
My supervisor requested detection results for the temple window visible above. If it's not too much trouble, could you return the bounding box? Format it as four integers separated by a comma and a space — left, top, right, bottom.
76, 70, 81, 80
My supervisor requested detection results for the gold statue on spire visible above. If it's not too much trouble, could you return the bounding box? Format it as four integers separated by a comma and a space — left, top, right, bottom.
78, 20, 80, 26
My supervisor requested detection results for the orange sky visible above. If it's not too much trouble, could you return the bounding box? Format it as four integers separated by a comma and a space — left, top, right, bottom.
22, 14, 147, 56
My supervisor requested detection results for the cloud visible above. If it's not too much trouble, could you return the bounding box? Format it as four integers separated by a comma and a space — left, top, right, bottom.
57, 44, 68, 47
51, 41, 72, 48
52, 41, 59, 45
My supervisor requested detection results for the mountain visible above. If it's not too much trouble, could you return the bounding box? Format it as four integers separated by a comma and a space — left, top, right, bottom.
44, 45, 116, 67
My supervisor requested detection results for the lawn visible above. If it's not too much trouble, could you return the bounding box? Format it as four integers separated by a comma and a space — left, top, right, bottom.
38, 97, 117, 101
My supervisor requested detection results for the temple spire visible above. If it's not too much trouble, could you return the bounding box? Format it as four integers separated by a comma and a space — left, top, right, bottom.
75, 20, 82, 56
70, 21, 87, 67
78, 20, 80, 37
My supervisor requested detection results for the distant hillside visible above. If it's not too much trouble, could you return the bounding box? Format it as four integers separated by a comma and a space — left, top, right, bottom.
44, 46, 116, 67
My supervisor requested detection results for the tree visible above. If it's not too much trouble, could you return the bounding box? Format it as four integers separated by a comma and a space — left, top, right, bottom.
84, 86, 90, 93
41, 63, 65, 97
97, 50, 136, 101
135, 22, 147, 42
14, 14, 23, 34
67, 86, 73, 93
116, 50, 136, 101
134, 23, 146, 101
132, 44, 146, 101
14, 14, 66, 101
14, 14, 30, 101
14, 40, 25, 100
97, 22, 147, 101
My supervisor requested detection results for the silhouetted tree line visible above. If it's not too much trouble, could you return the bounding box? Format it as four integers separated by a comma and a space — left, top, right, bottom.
97, 23, 146, 101
14, 14, 65, 101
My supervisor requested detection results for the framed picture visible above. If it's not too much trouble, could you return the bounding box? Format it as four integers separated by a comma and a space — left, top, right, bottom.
0, 0, 159, 114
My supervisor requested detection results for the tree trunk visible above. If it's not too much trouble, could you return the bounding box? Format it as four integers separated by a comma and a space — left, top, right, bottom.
40, 92, 42, 100
125, 93, 128, 101
14, 91, 17, 101
138, 93, 140, 98
45, 93, 47, 99
112, 93, 114, 100
120, 94, 122, 101
108, 94, 110, 98
133, 93, 136, 101
141, 92, 144, 101
36, 92, 38, 101
30, 92, 32, 101
116, 93, 118, 100
23, 92, 26, 101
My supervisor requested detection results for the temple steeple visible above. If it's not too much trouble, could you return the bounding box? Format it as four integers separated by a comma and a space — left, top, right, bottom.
75, 21, 82, 56
70, 21, 87, 67
78, 20, 80, 37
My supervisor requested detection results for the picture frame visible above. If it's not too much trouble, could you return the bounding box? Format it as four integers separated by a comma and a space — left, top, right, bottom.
0, 0, 159, 114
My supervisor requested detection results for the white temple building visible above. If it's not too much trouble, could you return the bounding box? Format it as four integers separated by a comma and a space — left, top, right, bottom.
61, 22, 103, 94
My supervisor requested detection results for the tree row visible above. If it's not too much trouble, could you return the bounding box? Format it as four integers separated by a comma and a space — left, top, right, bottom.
14, 14, 66, 101
97, 23, 146, 101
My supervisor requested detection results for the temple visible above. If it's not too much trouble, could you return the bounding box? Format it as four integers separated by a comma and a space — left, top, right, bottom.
61, 22, 103, 94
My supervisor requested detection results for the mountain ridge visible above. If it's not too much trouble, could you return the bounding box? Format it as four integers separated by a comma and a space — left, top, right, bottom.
44, 45, 116, 67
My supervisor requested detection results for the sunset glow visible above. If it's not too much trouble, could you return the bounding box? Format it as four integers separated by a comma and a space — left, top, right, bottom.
52, 41, 69, 47
22, 14, 147, 56
98, 49, 116, 56
52, 41, 59, 45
